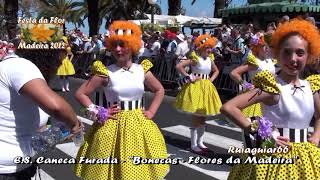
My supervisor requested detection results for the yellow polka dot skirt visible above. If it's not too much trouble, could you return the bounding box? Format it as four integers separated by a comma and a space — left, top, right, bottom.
238, 87, 263, 118
242, 103, 262, 118
228, 142, 320, 180
56, 57, 75, 76
175, 79, 222, 116
74, 109, 169, 180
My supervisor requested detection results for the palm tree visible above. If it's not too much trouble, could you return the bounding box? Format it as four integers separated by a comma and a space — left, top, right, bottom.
86, 0, 100, 36
99, 0, 161, 30
19, 0, 40, 17
191, 0, 229, 18
38, 0, 83, 34
4, 0, 18, 40
168, 0, 181, 15
69, 2, 87, 28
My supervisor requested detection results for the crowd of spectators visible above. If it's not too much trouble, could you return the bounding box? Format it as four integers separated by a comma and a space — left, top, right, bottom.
1, 15, 319, 87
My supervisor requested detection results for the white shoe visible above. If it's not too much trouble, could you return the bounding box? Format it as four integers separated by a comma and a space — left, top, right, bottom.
62, 88, 66, 92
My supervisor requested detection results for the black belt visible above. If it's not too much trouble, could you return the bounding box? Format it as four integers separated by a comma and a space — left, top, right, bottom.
278, 128, 308, 143
244, 127, 308, 148
177, 73, 210, 87
106, 99, 144, 111
193, 73, 209, 79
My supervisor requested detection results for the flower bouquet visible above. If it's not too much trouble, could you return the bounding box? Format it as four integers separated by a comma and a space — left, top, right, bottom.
81, 105, 109, 124
242, 82, 254, 91
246, 116, 278, 148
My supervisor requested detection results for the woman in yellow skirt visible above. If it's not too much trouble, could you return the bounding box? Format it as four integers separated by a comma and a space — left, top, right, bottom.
230, 33, 277, 118
74, 21, 169, 180
221, 19, 320, 179
56, 42, 75, 92
175, 34, 222, 154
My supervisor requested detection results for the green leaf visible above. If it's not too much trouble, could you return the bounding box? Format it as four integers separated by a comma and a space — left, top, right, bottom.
80, 107, 88, 115
261, 138, 276, 149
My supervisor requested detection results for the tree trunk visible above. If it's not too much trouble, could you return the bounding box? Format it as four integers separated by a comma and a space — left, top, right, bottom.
87, 0, 99, 36
214, 0, 225, 18
4, 0, 18, 40
168, 0, 181, 15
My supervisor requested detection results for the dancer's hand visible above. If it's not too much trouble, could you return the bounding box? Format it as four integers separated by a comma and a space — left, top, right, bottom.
68, 120, 84, 140
209, 77, 216, 82
274, 136, 291, 148
143, 110, 155, 119
192, 76, 201, 82
308, 133, 320, 146
189, 74, 201, 83
86, 104, 98, 121
106, 104, 121, 120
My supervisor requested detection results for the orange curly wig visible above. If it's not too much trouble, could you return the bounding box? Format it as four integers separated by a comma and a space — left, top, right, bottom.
271, 18, 320, 64
107, 21, 142, 55
194, 34, 217, 50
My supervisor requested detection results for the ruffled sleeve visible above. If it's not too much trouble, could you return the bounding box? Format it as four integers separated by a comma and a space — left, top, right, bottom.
209, 53, 215, 62
141, 59, 153, 73
91, 60, 109, 77
306, 74, 320, 93
245, 53, 259, 67
189, 51, 199, 63
252, 70, 280, 94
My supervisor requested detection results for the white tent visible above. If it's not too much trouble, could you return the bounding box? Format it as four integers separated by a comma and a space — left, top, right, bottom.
131, 14, 222, 27
184, 17, 222, 27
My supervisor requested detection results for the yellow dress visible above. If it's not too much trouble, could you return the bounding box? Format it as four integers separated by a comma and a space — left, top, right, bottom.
56, 56, 75, 76
75, 60, 169, 180
57, 47, 75, 76
241, 53, 262, 118
175, 52, 222, 116
240, 53, 277, 118
228, 71, 320, 180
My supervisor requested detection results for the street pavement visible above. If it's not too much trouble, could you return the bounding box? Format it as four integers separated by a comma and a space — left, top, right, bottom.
30, 77, 315, 180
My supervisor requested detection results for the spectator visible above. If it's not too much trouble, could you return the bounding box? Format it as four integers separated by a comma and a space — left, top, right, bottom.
306, 16, 316, 25
149, 35, 161, 57
92, 35, 103, 59
175, 33, 189, 62
278, 15, 290, 26
226, 29, 246, 64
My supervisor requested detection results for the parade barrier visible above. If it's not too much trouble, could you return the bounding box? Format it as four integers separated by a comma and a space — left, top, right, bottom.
72, 52, 241, 97
215, 64, 240, 95
149, 55, 178, 89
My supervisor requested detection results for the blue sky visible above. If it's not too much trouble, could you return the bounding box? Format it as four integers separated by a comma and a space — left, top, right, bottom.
66, 0, 246, 35
159, 0, 245, 17
160, 0, 214, 17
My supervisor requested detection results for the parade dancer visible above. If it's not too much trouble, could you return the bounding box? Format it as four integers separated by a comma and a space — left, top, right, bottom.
56, 37, 75, 92
175, 34, 222, 154
221, 19, 320, 179
230, 32, 277, 118
74, 21, 169, 180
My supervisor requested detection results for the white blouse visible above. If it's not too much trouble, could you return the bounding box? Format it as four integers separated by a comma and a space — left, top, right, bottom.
104, 63, 145, 102
262, 77, 314, 129
191, 56, 213, 75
